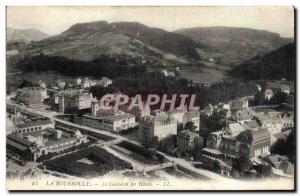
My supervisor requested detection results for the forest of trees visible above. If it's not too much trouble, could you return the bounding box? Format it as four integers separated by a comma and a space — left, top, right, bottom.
271, 130, 295, 163
16, 54, 148, 78
229, 43, 295, 81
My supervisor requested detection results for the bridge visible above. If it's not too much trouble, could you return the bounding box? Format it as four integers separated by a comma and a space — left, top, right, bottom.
143, 162, 175, 173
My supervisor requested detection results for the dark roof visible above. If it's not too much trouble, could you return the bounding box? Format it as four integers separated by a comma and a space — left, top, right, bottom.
7, 139, 28, 151
266, 155, 289, 169
243, 120, 260, 130
273, 132, 288, 141
236, 128, 270, 143
7, 134, 32, 147
251, 128, 270, 141
279, 162, 294, 175
178, 129, 199, 137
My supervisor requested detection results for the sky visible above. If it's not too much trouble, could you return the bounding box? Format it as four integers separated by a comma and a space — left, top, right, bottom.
7, 6, 294, 37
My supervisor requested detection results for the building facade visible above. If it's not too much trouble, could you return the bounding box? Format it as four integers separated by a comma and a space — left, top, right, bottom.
11, 118, 54, 134
7, 128, 88, 162
177, 129, 200, 154
74, 111, 136, 132
138, 111, 177, 143
52, 89, 92, 113
16, 87, 43, 106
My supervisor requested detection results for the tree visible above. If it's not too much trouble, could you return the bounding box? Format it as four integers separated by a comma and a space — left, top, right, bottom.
19, 80, 34, 88
273, 91, 288, 104
150, 136, 159, 149
177, 123, 184, 132
253, 92, 265, 106
232, 156, 252, 175
184, 121, 197, 132
211, 160, 221, 171
145, 136, 159, 149
254, 164, 272, 177
271, 130, 295, 163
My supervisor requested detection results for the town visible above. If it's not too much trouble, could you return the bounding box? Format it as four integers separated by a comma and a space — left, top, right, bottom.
6, 73, 294, 181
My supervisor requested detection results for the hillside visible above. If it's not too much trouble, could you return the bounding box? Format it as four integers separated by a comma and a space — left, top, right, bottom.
175, 26, 292, 65
21, 21, 201, 63
7, 27, 49, 42
229, 43, 295, 81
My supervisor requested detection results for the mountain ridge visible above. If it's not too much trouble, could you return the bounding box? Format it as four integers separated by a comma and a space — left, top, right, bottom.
18, 21, 293, 67
23, 21, 201, 62
229, 43, 295, 81
175, 26, 292, 65
7, 27, 49, 42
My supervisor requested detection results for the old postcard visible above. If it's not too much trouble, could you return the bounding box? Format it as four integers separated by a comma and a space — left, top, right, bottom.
6, 6, 295, 191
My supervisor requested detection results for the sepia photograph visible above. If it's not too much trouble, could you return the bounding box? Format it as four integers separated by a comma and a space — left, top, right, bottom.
5, 6, 295, 191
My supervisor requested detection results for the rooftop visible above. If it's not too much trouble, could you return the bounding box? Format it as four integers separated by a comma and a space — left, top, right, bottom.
242, 120, 261, 130
178, 129, 199, 137
236, 128, 270, 143
84, 112, 135, 122
15, 118, 53, 129
8, 127, 84, 150
202, 147, 223, 155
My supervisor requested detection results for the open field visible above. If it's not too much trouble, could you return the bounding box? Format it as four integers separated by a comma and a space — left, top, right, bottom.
178, 64, 230, 85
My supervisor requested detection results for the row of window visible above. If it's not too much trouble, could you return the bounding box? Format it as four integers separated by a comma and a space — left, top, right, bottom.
46, 140, 77, 150
220, 142, 235, 151
254, 146, 269, 157
16, 126, 42, 133
82, 118, 113, 130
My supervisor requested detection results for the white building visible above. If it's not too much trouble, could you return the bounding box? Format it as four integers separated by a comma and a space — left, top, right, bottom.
171, 109, 200, 131
264, 89, 274, 101
81, 78, 97, 89
37, 81, 49, 100
281, 112, 294, 128
281, 85, 291, 95
75, 78, 82, 85
75, 111, 136, 132
161, 69, 175, 77
99, 77, 113, 87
